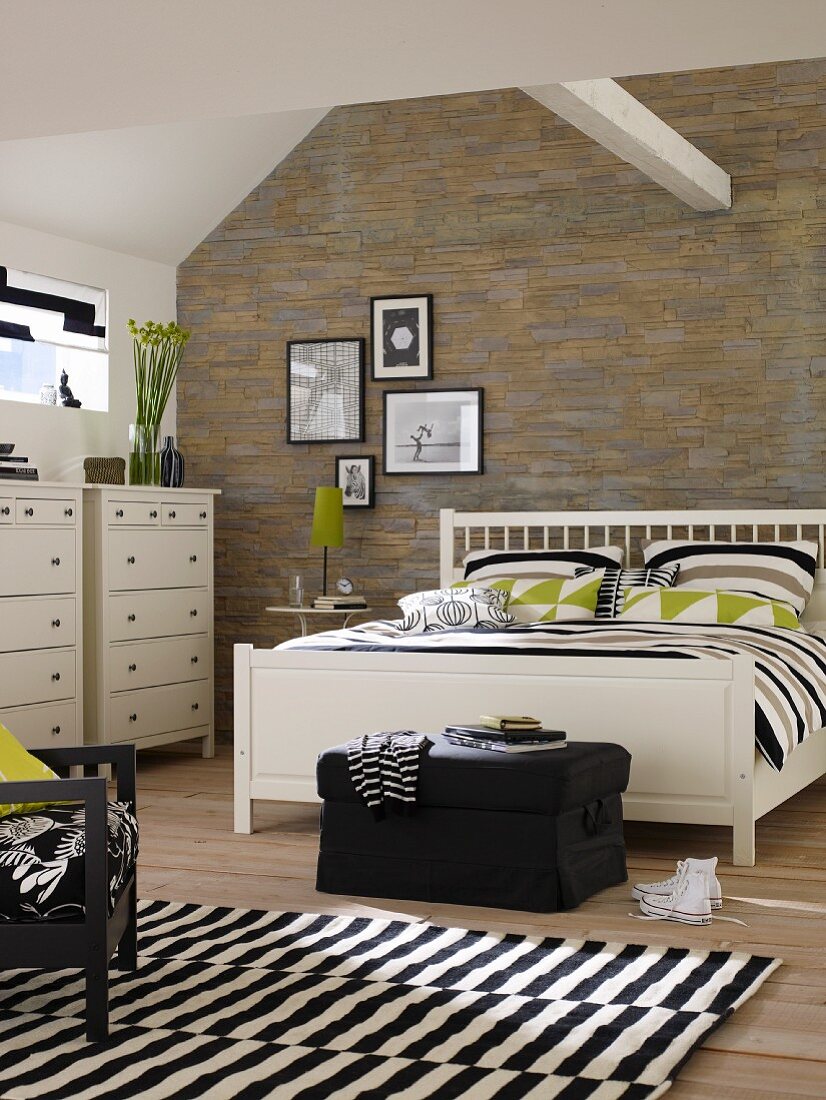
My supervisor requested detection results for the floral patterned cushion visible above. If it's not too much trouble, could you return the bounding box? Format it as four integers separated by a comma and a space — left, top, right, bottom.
0, 802, 138, 922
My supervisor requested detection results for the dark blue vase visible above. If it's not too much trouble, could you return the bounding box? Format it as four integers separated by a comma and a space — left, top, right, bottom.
160, 435, 185, 488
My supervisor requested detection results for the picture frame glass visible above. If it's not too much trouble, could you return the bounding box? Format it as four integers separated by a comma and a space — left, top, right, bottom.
372, 296, 432, 380
384, 390, 482, 474
288, 339, 364, 443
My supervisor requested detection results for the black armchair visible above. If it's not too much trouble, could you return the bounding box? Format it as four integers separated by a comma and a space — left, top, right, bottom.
0, 744, 138, 1042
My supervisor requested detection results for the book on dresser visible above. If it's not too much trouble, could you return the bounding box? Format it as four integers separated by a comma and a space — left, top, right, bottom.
82, 486, 219, 759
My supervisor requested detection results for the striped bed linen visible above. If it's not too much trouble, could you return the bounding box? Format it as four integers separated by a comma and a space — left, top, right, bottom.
277, 621, 826, 772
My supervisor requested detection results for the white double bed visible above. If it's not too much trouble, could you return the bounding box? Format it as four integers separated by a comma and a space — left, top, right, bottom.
234, 507, 826, 865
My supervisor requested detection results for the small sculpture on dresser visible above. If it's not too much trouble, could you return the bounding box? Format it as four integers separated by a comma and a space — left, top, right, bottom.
58, 369, 82, 408
160, 435, 185, 487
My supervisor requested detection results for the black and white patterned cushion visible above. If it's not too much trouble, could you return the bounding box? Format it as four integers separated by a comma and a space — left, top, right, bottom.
397, 587, 515, 634
576, 564, 680, 618
0, 801, 138, 922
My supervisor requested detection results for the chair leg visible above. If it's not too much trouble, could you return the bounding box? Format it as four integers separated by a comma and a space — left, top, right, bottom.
117, 880, 138, 971
85, 960, 109, 1042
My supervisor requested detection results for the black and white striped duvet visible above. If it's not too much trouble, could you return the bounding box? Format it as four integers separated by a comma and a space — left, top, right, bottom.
278, 621, 826, 771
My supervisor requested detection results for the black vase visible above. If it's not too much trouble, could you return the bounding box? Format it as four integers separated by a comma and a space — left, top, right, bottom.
160, 435, 185, 488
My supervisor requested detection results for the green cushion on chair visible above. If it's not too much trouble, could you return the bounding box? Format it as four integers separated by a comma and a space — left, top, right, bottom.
0, 722, 60, 818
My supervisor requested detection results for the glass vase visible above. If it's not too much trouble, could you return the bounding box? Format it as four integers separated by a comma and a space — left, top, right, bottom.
129, 423, 161, 485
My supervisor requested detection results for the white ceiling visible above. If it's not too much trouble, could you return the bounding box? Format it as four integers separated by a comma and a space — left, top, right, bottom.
2, 0, 826, 264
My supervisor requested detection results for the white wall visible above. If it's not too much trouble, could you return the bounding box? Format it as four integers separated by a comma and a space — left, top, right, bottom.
0, 219, 176, 482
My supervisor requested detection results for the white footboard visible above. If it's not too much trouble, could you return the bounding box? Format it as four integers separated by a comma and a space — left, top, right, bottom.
234, 643, 760, 865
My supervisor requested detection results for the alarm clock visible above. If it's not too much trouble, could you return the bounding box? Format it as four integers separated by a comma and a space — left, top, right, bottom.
336, 577, 354, 596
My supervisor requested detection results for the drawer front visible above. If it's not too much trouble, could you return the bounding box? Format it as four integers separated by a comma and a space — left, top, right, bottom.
109, 680, 211, 743
0, 702, 77, 749
108, 500, 160, 526
0, 498, 12, 523
16, 497, 77, 525
109, 588, 210, 642
0, 648, 76, 709
108, 529, 209, 591
110, 635, 210, 692
0, 529, 76, 597
0, 597, 76, 653
161, 502, 210, 527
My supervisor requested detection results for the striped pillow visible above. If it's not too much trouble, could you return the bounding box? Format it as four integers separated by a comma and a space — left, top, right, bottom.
463, 546, 623, 584
457, 570, 605, 623
620, 586, 801, 630
575, 564, 680, 618
641, 539, 818, 614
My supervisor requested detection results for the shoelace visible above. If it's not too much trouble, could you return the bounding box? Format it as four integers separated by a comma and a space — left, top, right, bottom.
630, 910, 748, 926
640, 859, 689, 893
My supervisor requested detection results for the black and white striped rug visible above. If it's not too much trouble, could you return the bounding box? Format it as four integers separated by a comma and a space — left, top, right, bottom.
0, 901, 780, 1100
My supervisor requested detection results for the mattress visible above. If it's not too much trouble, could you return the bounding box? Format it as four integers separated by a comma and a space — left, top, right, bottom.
278, 620, 826, 772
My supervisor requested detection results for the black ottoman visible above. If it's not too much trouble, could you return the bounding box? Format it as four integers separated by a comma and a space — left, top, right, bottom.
316, 736, 631, 912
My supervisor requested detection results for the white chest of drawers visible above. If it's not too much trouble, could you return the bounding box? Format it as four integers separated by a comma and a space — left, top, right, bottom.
0, 483, 83, 749
83, 486, 219, 757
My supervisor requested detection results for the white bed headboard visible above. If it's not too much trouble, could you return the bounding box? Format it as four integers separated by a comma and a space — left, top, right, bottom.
439, 508, 826, 626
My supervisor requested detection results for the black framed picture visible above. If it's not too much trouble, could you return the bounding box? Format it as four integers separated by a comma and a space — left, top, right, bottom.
287, 338, 365, 443
371, 294, 433, 381
383, 388, 483, 475
335, 455, 375, 508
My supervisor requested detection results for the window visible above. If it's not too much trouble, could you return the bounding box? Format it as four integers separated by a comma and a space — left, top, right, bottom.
0, 266, 108, 411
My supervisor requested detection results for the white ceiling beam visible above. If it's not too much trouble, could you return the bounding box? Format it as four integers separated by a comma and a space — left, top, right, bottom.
522, 78, 731, 211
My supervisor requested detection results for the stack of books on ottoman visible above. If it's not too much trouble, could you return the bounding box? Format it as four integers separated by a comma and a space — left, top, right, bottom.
0, 443, 38, 481
444, 715, 567, 753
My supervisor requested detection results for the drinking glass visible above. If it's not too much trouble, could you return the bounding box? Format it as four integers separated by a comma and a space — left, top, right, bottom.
288, 575, 304, 607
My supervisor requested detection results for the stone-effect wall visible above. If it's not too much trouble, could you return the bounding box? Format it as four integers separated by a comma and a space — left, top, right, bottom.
177, 58, 826, 736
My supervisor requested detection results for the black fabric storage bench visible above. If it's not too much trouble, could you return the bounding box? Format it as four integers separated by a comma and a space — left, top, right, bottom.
316, 736, 631, 912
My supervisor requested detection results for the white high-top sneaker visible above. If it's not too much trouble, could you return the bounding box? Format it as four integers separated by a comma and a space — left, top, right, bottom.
638, 871, 712, 926
632, 857, 722, 910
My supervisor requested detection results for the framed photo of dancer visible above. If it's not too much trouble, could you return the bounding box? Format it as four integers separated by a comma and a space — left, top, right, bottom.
371, 294, 433, 381
383, 388, 483, 475
335, 455, 375, 509
287, 338, 365, 443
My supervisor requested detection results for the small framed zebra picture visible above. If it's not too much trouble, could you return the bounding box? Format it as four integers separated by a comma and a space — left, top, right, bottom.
335, 455, 376, 509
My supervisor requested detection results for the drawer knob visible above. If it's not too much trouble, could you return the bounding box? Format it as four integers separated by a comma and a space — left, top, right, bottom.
115, 509, 124, 518
128, 613, 136, 622
150, 510, 158, 519
1, 507, 9, 516
169, 510, 176, 519
52, 672, 61, 682
51, 725, 61, 736
190, 554, 197, 563
129, 713, 137, 722
191, 702, 199, 711
199, 511, 207, 520
191, 655, 199, 664
190, 609, 198, 617
24, 507, 34, 517
127, 555, 135, 565
52, 618, 61, 628
128, 663, 137, 672
64, 507, 73, 517
51, 557, 61, 566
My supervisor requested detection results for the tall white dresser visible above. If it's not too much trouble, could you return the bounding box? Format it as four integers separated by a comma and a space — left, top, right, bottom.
0, 483, 83, 748
82, 486, 219, 757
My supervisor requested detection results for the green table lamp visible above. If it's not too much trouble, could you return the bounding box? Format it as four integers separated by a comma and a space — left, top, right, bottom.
310, 486, 344, 596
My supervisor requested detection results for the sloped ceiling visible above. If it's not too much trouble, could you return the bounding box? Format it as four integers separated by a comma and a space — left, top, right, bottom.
1, 0, 826, 264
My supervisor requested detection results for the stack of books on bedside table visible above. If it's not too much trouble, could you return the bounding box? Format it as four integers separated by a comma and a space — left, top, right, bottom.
444, 715, 567, 754
312, 594, 368, 610
0, 444, 38, 481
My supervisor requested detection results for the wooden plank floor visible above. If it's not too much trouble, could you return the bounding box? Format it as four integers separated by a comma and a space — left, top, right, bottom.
136, 745, 826, 1099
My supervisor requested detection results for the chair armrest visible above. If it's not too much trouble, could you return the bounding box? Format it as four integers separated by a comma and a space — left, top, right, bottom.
30, 744, 136, 809
0, 776, 107, 804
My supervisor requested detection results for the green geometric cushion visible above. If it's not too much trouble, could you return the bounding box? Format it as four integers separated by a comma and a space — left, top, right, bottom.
456, 571, 604, 623
619, 587, 801, 629
0, 722, 60, 819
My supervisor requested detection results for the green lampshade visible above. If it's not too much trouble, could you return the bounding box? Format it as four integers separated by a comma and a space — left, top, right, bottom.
310, 486, 344, 548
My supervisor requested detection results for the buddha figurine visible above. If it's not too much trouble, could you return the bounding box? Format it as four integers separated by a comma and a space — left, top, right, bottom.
58, 369, 82, 408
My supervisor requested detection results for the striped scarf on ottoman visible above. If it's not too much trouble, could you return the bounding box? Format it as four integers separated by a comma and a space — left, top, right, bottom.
346, 731, 428, 819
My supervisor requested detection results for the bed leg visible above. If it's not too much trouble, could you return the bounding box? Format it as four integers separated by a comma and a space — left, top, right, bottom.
235, 796, 253, 834
732, 813, 755, 867
234, 643, 254, 835
731, 654, 756, 867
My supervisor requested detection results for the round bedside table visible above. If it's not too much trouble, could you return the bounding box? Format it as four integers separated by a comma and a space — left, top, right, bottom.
265, 605, 374, 638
